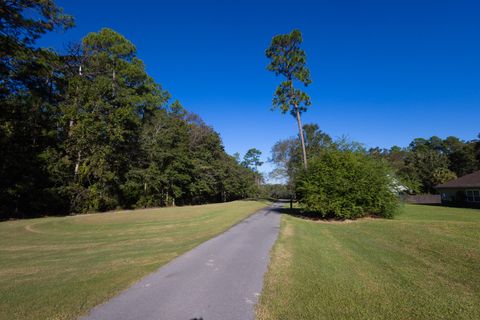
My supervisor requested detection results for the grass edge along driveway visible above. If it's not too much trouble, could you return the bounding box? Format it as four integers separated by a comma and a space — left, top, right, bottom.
256, 204, 480, 320
0, 200, 270, 320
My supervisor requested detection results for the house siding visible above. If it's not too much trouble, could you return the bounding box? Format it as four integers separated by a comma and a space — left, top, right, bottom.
438, 187, 480, 208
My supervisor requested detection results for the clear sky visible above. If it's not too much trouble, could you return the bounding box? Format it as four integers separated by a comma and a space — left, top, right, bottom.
40, 0, 480, 176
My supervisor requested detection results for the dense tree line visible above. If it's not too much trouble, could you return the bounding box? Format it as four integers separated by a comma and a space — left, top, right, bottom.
0, 1, 258, 219
368, 135, 480, 193
271, 125, 480, 197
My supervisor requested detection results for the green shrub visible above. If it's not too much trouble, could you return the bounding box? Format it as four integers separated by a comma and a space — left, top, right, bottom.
295, 150, 399, 219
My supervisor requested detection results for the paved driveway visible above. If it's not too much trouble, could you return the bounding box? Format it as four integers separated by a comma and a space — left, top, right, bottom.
80, 202, 282, 320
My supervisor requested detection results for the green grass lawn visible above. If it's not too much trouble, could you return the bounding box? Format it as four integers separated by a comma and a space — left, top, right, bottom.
0, 200, 269, 320
256, 204, 480, 320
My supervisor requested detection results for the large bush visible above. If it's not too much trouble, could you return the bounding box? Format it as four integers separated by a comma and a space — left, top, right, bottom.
295, 150, 399, 219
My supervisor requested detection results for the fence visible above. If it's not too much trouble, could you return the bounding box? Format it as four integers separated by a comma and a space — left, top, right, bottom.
402, 194, 441, 204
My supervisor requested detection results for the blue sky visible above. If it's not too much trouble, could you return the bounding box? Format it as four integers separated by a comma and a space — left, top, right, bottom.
40, 0, 480, 176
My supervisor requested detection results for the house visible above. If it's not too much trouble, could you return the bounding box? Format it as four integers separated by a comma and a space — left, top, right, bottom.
435, 170, 480, 207
388, 175, 410, 195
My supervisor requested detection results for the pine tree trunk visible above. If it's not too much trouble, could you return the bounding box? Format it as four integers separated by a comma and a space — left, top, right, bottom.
72, 65, 82, 177
144, 182, 147, 203
74, 151, 81, 177
112, 69, 116, 97
294, 104, 308, 169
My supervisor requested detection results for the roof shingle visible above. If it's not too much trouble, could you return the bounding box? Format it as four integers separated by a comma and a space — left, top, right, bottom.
436, 170, 480, 189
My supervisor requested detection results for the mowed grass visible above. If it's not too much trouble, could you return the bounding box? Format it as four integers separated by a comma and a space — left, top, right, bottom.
257, 204, 480, 320
0, 200, 269, 320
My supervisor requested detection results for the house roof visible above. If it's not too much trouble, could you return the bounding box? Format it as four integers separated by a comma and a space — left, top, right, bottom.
436, 170, 480, 189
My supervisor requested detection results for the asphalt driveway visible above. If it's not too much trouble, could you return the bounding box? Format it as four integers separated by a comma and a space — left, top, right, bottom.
80, 202, 282, 320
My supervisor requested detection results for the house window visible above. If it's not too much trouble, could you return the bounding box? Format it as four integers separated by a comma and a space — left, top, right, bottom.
465, 190, 480, 202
